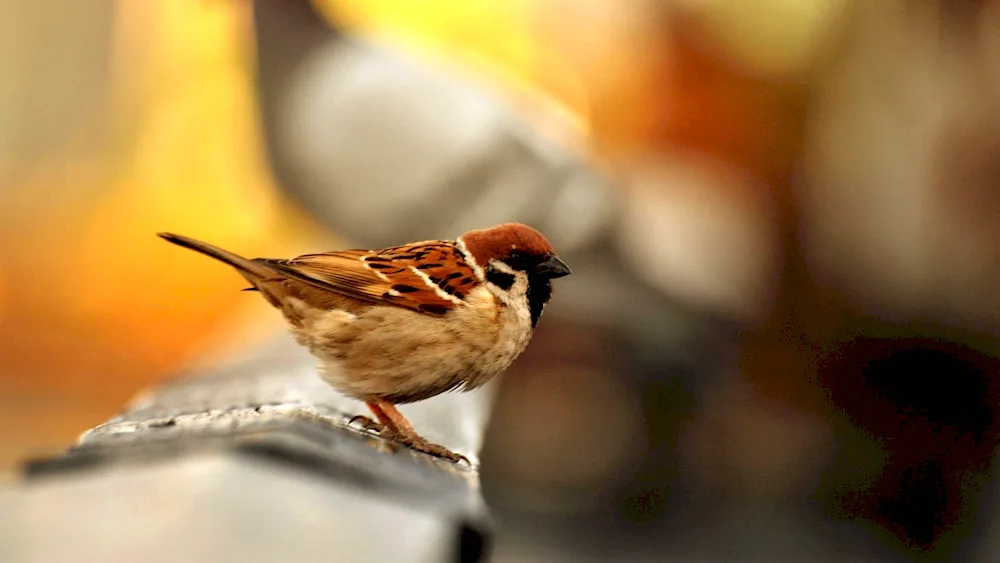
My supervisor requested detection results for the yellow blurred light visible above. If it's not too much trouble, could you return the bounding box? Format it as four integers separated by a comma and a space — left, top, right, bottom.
319, 0, 594, 132
0, 0, 318, 397
687, 0, 848, 76
68, 0, 307, 359
324, 0, 536, 71
515, 0, 669, 148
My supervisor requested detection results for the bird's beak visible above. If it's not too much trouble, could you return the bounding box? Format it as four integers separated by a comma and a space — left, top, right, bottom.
536, 254, 571, 278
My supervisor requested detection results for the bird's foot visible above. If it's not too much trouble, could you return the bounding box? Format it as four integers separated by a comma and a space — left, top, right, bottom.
403, 436, 471, 465
378, 426, 470, 465
351, 401, 470, 465
347, 414, 384, 433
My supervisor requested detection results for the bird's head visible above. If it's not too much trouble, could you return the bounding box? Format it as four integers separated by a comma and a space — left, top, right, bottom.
459, 223, 570, 326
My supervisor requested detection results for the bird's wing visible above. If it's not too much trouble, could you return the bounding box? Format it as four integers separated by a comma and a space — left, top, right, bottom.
255, 241, 482, 316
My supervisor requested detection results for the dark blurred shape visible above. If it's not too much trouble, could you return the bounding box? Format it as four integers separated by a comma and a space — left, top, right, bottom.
481, 323, 646, 515
456, 522, 491, 563
843, 339, 994, 439
739, 0, 1000, 558
819, 336, 1000, 551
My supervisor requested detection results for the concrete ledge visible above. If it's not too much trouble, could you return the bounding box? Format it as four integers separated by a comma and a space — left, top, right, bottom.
7, 341, 490, 563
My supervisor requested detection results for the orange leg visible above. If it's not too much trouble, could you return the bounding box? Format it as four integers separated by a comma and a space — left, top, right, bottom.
347, 402, 386, 433
368, 400, 416, 434
348, 398, 468, 464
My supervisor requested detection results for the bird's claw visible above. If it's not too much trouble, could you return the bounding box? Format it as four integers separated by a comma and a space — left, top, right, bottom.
430, 447, 471, 466
347, 414, 384, 433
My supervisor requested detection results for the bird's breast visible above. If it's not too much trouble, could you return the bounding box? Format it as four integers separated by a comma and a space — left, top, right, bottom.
460, 287, 534, 387
306, 285, 534, 403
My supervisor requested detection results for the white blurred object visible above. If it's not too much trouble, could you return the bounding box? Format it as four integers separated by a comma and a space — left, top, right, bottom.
254, 1, 617, 257
616, 154, 779, 323
0, 454, 456, 563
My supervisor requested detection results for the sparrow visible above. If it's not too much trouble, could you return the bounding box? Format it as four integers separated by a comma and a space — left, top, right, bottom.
157, 223, 571, 463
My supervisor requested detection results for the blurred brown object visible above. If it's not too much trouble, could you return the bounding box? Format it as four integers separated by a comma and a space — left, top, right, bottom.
741, 0, 1000, 554
481, 322, 645, 515
653, 13, 810, 185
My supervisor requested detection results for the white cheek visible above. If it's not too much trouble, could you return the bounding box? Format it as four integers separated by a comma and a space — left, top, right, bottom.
488, 259, 516, 275
511, 272, 529, 298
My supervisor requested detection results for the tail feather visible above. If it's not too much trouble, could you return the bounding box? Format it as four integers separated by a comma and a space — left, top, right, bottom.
156, 232, 276, 280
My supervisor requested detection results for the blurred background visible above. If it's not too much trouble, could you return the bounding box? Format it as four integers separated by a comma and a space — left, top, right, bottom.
3, 0, 1000, 560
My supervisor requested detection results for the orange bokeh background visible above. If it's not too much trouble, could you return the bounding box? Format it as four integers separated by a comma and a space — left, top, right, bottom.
0, 0, 836, 470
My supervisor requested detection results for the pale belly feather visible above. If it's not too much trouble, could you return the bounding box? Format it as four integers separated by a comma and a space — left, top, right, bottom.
287, 286, 533, 404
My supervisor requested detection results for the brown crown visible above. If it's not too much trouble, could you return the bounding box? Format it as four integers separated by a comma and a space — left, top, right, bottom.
459, 223, 555, 266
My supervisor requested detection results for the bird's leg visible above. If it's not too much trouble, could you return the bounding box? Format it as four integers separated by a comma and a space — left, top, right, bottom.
347, 400, 391, 433
364, 399, 470, 464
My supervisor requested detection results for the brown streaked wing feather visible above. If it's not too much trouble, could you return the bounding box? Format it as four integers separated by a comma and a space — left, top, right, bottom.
389, 242, 482, 302
253, 242, 479, 316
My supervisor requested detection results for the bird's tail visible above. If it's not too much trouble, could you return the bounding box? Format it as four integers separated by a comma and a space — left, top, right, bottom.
157, 232, 277, 281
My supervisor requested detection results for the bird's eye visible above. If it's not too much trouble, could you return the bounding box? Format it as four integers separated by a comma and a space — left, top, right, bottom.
504, 250, 538, 272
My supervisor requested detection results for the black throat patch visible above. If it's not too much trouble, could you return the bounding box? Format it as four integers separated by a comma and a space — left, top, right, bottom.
526, 274, 552, 327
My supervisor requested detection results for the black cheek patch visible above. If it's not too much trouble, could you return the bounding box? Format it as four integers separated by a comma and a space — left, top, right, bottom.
486, 270, 515, 291
391, 284, 419, 293
419, 304, 449, 315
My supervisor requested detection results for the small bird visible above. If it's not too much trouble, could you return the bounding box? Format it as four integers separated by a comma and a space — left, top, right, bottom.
157, 223, 570, 463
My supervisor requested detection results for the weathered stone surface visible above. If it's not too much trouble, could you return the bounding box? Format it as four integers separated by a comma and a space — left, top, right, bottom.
3, 334, 491, 563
